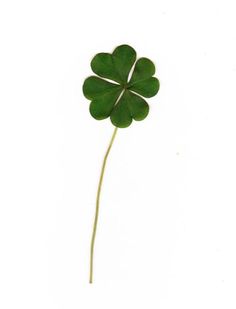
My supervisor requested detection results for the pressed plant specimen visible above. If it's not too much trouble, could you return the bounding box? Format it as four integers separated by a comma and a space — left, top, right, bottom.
82, 44, 160, 283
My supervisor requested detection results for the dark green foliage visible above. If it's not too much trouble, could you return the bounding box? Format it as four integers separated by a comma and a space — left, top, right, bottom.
83, 44, 160, 128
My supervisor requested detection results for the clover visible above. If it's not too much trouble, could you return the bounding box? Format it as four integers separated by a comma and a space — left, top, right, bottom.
82, 44, 160, 283
83, 44, 159, 128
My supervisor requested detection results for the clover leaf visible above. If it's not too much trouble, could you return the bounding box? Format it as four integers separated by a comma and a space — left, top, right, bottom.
83, 44, 160, 128
83, 44, 160, 284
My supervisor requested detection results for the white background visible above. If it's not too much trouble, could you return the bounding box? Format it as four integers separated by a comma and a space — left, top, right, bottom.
0, 0, 236, 308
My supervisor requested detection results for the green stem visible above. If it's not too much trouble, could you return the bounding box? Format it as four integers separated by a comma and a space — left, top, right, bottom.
89, 127, 118, 284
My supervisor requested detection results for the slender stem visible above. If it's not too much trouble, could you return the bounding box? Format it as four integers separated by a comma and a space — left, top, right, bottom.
89, 127, 118, 284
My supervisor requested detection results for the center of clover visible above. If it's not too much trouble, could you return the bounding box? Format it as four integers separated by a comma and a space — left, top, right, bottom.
122, 83, 128, 90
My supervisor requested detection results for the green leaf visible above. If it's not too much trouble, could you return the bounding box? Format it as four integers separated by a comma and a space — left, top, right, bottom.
127, 91, 149, 121
110, 91, 132, 128
112, 45, 136, 83
83, 76, 121, 100
89, 88, 122, 120
129, 57, 155, 84
91, 45, 136, 84
83, 44, 160, 128
91, 53, 122, 84
128, 77, 160, 98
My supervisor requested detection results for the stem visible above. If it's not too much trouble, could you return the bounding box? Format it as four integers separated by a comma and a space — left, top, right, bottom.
89, 127, 118, 284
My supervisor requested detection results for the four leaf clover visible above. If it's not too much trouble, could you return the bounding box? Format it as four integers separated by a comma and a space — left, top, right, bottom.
83, 44, 160, 283
83, 44, 160, 128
